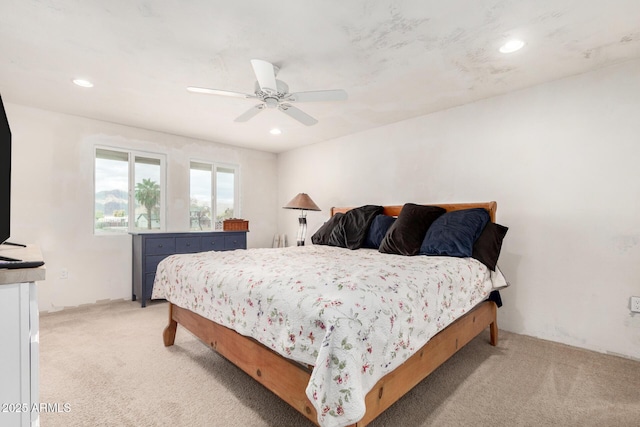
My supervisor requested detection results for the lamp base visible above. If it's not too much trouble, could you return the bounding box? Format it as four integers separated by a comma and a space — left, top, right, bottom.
297, 215, 307, 246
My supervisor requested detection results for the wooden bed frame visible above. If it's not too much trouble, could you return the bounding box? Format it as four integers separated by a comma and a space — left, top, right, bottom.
162, 201, 499, 427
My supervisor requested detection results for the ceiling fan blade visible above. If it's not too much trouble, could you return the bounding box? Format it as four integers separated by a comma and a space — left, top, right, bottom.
278, 104, 318, 126
251, 59, 278, 94
187, 86, 256, 99
234, 104, 265, 122
287, 89, 348, 103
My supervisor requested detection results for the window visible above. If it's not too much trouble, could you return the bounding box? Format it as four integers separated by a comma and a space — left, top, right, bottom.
190, 161, 239, 231
94, 147, 166, 235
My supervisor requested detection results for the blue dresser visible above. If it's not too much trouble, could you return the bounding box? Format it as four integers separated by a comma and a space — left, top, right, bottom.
131, 231, 247, 307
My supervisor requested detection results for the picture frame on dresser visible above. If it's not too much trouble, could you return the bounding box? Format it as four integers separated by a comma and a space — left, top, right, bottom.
131, 231, 247, 307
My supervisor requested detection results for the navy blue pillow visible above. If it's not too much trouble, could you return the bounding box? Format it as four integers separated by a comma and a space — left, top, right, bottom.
420, 208, 490, 257
363, 215, 396, 249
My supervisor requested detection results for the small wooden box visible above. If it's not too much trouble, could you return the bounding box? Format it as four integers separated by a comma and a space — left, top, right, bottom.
223, 219, 249, 231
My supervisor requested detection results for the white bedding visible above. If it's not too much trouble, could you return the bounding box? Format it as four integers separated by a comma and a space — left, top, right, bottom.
152, 245, 504, 427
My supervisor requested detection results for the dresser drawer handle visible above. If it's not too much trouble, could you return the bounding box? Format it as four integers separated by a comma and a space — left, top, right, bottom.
186, 243, 191, 246
158, 244, 163, 248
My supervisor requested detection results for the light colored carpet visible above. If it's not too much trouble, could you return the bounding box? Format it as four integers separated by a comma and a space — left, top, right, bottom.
39, 300, 640, 427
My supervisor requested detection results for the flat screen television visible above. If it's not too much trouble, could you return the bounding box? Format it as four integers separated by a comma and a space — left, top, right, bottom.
0, 94, 11, 246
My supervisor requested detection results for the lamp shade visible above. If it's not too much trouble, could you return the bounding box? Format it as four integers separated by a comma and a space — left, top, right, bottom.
283, 193, 321, 211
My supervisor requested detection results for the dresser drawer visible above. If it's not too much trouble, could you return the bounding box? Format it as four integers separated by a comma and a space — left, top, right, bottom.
145, 237, 175, 255
145, 254, 170, 273
224, 234, 245, 250
176, 236, 201, 253
201, 236, 224, 251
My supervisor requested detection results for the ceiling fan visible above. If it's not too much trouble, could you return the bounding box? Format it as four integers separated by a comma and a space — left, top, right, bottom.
187, 59, 348, 126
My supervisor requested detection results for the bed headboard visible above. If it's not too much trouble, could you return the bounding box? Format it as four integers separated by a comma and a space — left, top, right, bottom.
330, 201, 497, 222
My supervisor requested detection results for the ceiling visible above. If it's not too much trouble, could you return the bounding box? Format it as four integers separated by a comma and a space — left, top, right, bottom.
1, 1, 639, 153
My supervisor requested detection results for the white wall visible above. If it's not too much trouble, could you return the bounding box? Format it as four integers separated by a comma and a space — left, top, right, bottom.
6, 104, 278, 312
278, 59, 640, 360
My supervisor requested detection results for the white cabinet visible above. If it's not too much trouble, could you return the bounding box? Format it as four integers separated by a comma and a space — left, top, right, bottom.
0, 246, 45, 427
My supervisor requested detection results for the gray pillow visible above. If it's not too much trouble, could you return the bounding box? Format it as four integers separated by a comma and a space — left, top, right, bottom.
379, 204, 446, 256
328, 205, 384, 249
311, 213, 344, 245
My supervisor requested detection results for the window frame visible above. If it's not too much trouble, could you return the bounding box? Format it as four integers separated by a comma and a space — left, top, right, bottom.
189, 159, 240, 231
94, 146, 167, 235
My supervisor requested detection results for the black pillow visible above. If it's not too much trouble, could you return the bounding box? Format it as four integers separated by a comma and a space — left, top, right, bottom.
419, 208, 490, 257
363, 215, 396, 249
328, 205, 384, 249
472, 222, 508, 271
379, 204, 446, 256
311, 213, 345, 245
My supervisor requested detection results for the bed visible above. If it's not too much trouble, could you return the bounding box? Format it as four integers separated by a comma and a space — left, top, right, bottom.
153, 202, 507, 427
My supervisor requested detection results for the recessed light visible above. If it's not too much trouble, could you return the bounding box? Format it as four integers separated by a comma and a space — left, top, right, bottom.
499, 39, 525, 54
73, 78, 94, 88
270, 128, 282, 135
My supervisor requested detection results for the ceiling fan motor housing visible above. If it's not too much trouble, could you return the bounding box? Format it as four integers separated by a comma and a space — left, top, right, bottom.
264, 97, 279, 109
254, 80, 290, 98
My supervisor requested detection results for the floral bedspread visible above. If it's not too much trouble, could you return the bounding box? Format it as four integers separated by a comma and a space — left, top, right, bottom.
152, 245, 503, 427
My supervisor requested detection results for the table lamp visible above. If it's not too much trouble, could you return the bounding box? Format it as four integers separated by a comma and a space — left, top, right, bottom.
283, 193, 320, 246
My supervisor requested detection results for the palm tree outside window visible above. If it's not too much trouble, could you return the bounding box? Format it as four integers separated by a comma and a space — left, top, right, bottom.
94, 147, 165, 235
135, 178, 160, 230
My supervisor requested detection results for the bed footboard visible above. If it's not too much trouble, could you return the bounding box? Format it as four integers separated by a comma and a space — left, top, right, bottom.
162, 300, 498, 426
164, 302, 318, 423
356, 299, 497, 425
